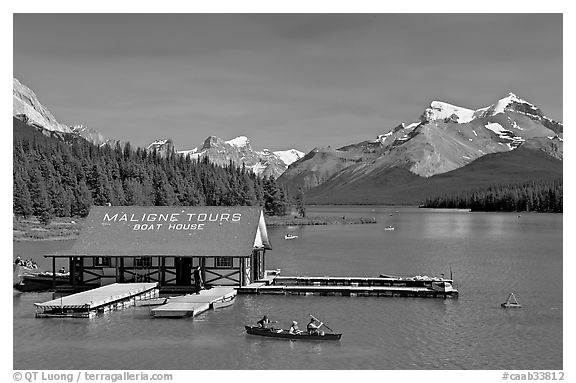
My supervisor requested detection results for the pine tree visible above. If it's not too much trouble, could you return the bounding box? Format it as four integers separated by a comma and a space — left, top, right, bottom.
28, 168, 54, 224
295, 187, 306, 217
13, 172, 33, 217
153, 169, 178, 206
72, 180, 92, 216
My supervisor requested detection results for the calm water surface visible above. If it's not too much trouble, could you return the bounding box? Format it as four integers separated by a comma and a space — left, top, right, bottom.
13, 207, 562, 369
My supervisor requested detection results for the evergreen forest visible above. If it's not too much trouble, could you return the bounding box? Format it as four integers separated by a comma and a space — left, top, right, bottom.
422, 180, 562, 213
13, 118, 290, 224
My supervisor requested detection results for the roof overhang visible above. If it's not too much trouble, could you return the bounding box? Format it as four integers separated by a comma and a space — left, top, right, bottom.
47, 206, 271, 258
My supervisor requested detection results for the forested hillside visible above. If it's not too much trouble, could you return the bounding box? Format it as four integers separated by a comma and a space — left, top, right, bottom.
421, 180, 562, 213
13, 117, 289, 223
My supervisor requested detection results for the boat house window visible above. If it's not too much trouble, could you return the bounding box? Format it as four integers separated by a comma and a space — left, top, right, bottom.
93, 257, 111, 267
215, 257, 233, 268
134, 257, 153, 268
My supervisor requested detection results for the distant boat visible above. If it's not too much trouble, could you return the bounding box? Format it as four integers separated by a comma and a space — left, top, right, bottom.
384, 226, 395, 231
212, 295, 236, 309
285, 234, 298, 240
501, 292, 522, 308
135, 297, 170, 306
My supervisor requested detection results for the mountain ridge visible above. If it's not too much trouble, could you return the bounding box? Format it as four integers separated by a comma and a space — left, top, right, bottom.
147, 135, 305, 178
13, 76, 562, 205
305, 146, 562, 205
279, 92, 563, 203
13, 77, 304, 178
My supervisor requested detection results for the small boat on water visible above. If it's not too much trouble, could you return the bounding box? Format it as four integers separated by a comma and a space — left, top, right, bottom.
266, 269, 281, 276
212, 295, 236, 309
13, 264, 70, 292
135, 297, 170, 307
384, 226, 395, 231
244, 326, 342, 341
501, 292, 522, 308
284, 234, 298, 240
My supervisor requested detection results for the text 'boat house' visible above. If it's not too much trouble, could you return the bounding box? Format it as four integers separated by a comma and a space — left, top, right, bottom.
45, 206, 271, 293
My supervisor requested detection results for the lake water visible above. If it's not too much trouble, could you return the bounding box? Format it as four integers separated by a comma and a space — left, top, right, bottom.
13, 207, 563, 370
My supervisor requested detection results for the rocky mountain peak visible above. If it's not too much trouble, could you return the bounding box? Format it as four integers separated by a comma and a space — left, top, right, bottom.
13, 77, 123, 147
279, 91, 563, 200
225, 136, 251, 149
145, 135, 304, 178
421, 101, 475, 124
201, 136, 225, 150
13, 78, 72, 134
146, 139, 174, 157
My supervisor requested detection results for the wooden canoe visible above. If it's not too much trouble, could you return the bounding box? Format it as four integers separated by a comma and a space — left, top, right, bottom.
244, 325, 342, 341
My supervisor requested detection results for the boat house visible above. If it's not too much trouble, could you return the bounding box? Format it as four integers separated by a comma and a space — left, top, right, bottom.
46, 206, 271, 293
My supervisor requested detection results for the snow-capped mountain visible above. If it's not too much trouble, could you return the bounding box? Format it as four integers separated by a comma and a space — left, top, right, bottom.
279, 92, 563, 200
13, 78, 121, 147
185, 135, 304, 178
70, 124, 121, 147
147, 139, 175, 158
147, 135, 304, 178
273, 149, 306, 167
13, 78, 72, 134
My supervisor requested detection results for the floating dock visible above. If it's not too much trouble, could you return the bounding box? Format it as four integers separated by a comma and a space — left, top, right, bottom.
238, 275, 458, 298
34, 283, 159, 318
151, 286, 237, 318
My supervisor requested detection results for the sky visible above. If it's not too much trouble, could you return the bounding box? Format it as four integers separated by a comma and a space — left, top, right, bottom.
13, 13, 563, 152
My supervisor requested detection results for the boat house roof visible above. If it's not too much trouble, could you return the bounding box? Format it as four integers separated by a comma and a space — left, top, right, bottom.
47, 206, 271, 258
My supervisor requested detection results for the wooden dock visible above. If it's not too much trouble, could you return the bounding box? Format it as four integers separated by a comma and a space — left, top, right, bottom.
34, 283, 159, 318
237, 275, 458, 298
151, 286, 237, 318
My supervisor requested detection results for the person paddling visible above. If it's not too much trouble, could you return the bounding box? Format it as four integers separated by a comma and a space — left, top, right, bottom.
307, 317, 324, 335
289, 321, 302, 334
256, 315, 277, 329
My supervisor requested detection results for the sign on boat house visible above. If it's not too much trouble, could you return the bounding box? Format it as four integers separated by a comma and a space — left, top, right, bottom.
46, 206, 271, 292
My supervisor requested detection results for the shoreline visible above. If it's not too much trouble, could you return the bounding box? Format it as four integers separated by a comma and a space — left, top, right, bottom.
13, 214, 377, 242
265, 215, 377, 226
13, 217, 85, 242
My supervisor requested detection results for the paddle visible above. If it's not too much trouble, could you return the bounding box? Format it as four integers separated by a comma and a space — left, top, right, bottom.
309, 313, 334, 332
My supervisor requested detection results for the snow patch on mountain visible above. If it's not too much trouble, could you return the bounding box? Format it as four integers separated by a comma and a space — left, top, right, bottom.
375, 131, 393, 143
250, 162, 268, 175
484, 122, 525, 149
273, 149, 305, 166
426, 101, 475, 123
179, 147, 199, 156
376, 122, 420, 143
484, 122, 508, 135
490, 93, 530, 115
225, 136, 250, 148
147, 139, 170, 149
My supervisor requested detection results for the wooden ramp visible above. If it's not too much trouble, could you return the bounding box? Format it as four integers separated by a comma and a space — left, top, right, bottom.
151, 286, 236, 318
34, 283, 159, 318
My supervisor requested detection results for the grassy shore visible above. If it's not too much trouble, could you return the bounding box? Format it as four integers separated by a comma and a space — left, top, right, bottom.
13, 217, 85, 241
13, 214, 377, 241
